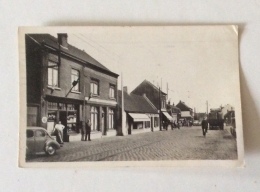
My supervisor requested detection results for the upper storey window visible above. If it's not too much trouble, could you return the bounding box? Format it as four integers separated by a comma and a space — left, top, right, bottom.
48, 61, 59, 87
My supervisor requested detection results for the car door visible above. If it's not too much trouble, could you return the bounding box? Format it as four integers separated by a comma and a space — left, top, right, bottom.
34, 130, 47, 153
26, 129, 35, 154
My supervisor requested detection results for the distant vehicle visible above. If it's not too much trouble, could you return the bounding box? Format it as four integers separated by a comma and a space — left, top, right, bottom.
208, 109, 224, 130
193, 120, 201, 126
26, 127, 60, 156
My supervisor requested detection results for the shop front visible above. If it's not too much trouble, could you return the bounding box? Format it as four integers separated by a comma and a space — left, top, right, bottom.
46, 100, 81, 138
85, 97, 117, 138
126, 113, 153, 135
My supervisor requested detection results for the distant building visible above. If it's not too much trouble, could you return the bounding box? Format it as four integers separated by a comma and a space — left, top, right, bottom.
131, 80, 173, 129
117, 87, 159, 135
221, 104, 234, 118
194, 112, 207, 122
26, 33, 119, 140
176, 100, 193, 123
166, 102, 181, 123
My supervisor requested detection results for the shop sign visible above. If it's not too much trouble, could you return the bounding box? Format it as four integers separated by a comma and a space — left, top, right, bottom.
42, 116, 47, 123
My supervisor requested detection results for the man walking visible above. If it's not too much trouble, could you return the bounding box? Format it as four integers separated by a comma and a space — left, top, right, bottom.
201, 117, 208, 137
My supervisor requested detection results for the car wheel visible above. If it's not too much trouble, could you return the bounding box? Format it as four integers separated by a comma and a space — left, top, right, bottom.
45, 145, 56, 156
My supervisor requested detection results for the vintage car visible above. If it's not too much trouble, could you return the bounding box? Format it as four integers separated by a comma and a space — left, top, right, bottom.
26, 127, 60, 156
193, 120, 201, 126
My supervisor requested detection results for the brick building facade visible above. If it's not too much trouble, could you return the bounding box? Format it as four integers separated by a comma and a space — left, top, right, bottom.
26, 33, 119, 139
131, 80, 172, 130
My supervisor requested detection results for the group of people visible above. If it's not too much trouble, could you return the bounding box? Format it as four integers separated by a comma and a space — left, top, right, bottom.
171, 120, 180, 130
52, 117, 208, 144
51, 119, 92, 146
165, 117, 209, 137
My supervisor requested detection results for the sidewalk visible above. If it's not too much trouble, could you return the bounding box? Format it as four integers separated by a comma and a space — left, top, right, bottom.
67, 130, 117, 142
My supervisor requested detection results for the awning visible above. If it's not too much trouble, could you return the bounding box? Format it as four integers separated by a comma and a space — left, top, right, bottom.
85, 97, 117, 106
128, 113, 150, 122
162, 112, 173, 121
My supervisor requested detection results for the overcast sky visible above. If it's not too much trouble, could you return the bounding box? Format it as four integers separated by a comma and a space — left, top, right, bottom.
52, 26, 240, 112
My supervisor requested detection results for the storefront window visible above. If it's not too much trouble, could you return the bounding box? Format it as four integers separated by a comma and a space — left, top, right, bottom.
46, 102, 79, 133
154, 117, 159, 127
133, 122, 143, 129
47, 111, 56, 122
48, 102, 58, 110
67, 104, 76, 110
47, 111, 56, 133
67, 111, 77, 132
58, 103, 66, 110
108, 108, 114, 129
145, 121, 150, 128
90, 106, 99, 131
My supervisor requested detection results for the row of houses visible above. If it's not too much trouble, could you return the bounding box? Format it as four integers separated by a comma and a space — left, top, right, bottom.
26, 33, 193, 140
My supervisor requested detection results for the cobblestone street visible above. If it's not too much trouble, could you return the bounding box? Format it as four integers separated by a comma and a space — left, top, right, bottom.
27, 126, 237, 162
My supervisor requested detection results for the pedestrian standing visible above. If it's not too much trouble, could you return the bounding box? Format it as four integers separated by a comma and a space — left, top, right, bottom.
81, 121, 86, 141
85, 119, 92, 141
53, 121, 65, 145
201, 117, 208, 137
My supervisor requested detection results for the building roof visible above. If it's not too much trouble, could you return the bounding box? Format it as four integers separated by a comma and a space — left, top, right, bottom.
176, 100, 192, 111
132, 79, 167, 95
118, 90, 158, 114
210, 108, 222, 112
27, 34, 118, 77
166, 103, 181, 113
171, 106, 181, 113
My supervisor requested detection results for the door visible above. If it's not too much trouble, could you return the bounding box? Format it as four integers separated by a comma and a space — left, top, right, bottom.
59, 111, 67, 140
26, 129, 35, 154
34, 129, 47, 153
151, 116, 154, 131
101, 107, 106, 135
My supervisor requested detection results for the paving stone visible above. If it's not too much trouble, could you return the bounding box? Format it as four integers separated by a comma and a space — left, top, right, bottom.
26, 126, 238, 162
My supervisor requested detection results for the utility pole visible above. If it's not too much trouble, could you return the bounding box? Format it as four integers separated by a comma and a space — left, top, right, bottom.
166, 82, 168, 101
82, 79, 86, 141
120, 72, 125, 136
159, 87, 162, 131
206, 100, 208, 117
161, 78, 162, 92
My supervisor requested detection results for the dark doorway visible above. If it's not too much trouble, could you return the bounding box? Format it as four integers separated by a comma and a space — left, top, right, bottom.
101, 107, 106, 135
151, 117, 154, 131
59, 111, 68, 141
59, 111, 67, 127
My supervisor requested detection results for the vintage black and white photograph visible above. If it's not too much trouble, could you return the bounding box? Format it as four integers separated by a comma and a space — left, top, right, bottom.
19, 26, 244, 167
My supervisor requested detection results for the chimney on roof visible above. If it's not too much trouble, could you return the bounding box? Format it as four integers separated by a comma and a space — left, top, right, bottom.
58, 33, 68, 48
123, 86, 128, 93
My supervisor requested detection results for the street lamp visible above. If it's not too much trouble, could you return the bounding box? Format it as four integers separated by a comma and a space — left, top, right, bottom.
65, 78, 80, 97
